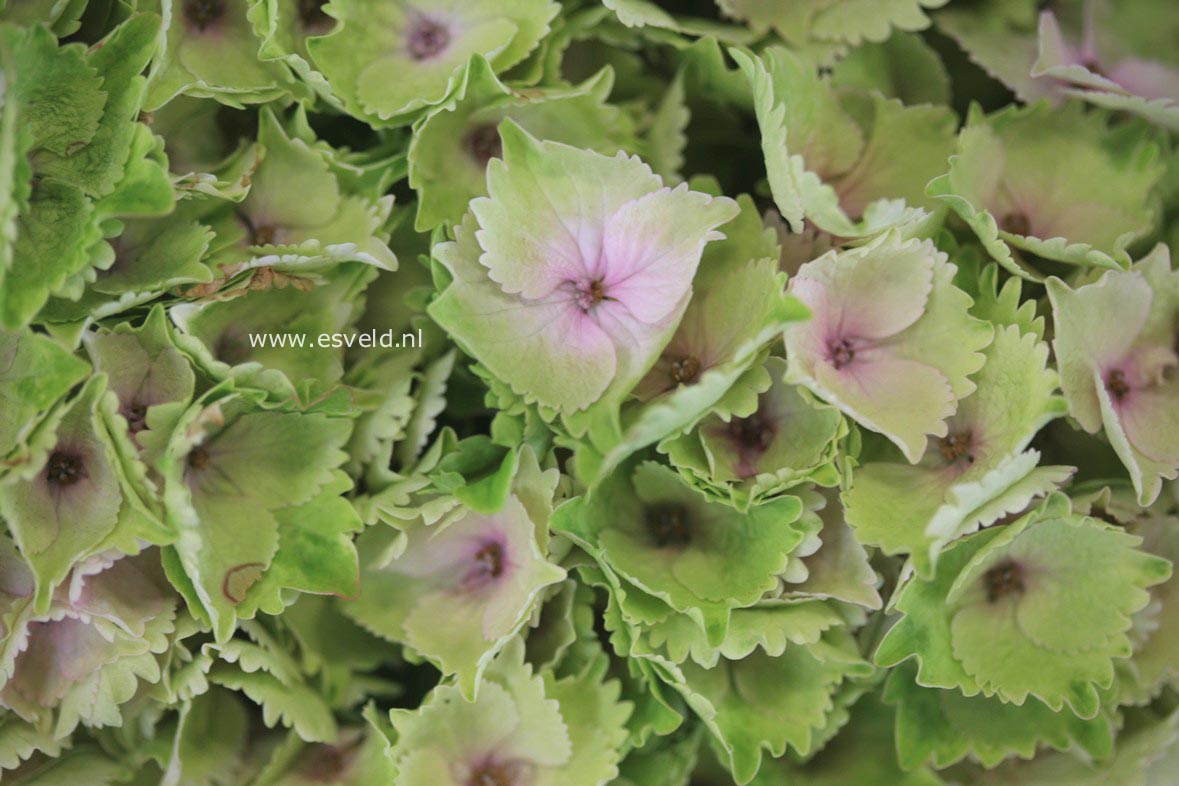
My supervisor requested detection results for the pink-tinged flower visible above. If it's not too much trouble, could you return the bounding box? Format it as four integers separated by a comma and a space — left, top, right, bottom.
0, 544, 177, 735
386, 637, 629, 786
1048, 247, 1179, 504
844, 323, 1073, 577
784, 232, 992, 463
347, 487, 564, 697
430, 122, 738, 418
1035, 4, 1179, 105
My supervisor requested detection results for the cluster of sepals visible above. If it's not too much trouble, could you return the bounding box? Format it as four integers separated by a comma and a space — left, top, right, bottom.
1, 0, 1179, 785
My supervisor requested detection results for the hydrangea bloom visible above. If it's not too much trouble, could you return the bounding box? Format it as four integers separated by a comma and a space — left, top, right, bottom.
1034, 1, 1179, 130
736, 45, 956, 237
347, 448, 563, 696
844, 320, 1073, 576
307, 0, 559, 125
784, 231, 992, 463
430, 122, 738, 421
1047, 246, 1179, 505
6, 2, 1179, 784
387, 638, 630, 786
876, 495, 1170, 717
0, 543, 178, 738
929, 102, 1163, 279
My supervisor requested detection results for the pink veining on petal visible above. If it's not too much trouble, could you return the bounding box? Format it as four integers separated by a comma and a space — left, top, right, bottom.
456, 756, 534, 786
710, 408, 777, 480
474, 220, 589, 302
1118, 382, 1179, 464
592, 188, 716, 325
789, 279, 882, 378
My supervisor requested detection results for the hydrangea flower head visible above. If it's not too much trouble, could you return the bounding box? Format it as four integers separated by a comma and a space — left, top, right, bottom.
662, 357, 846, 510
387, 637, 630, 786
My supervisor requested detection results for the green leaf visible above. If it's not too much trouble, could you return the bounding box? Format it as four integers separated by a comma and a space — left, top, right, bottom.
885, 660, 1113, 769
0, 329, 89, 465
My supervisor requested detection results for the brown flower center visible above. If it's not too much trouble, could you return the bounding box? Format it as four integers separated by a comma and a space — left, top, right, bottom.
124, 401, 149, 434
472, 542, 505, 581
829, 338, 855, 369
669, 355, 702, 386
296, 738, 362, 782
46, 451, 85, 487
646, 503, 692, 549
938, 430, 975, 465
1106, 369, 1130, 402
184, 0, 225, 31
468, 761, 529, 786
984, 559, 1024, 603
188, 447, 212, 471
726, 411, 775, 454
252, 223, 279, 246
463, 123, 503, 167
575, 278, 607, 311
1000, 211, 1031, 236
407, 16, 451, 61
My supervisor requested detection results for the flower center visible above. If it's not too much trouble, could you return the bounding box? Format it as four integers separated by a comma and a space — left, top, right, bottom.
468, 761, 529, 786
1000, 211, 1031, 236
669, 355, 701, 385
645, 503, 692, 549
296, 739, 361, 781
473, 542, 504, 580
829, 338, 855, 369
124, 401, 149, 434
463, 123, 503, 167
184, 0, 225, 31
46, 451, 85, 487
238, 211, 282, 246
726, 411, 775, 454
1106, 368, 1131, 402
575, 278, 607, 312
984, 559, 1024, 603
462, 542, 506, 591
937, 430, 974, 465
407, 16, 451, 61
188, 447, 212, 471
253, 223, 279, 246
